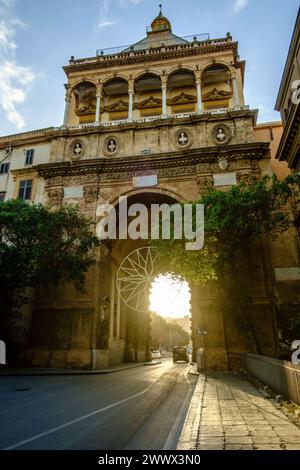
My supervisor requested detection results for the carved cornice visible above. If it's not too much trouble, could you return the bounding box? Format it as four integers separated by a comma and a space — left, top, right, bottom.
0, 108, 257, 149
63, 42, 238, 75
276, 104, 300, 167
0, 128, 55, 148
10, 167, 38, 180
35, 142, 269, 181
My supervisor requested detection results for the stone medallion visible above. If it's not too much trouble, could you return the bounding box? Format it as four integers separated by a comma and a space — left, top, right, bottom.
69, 139, 85, 160
217, 157, 229, 171
173, 128, 193, 150
212, 124, 232, 146
103, 136, 120, 157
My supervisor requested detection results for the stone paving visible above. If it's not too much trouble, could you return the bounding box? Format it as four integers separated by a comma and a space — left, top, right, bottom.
177, 372, 300, 450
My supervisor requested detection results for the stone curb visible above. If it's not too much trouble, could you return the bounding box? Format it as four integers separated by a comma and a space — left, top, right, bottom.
176, 374, 205, 450
0, 361, 162, 377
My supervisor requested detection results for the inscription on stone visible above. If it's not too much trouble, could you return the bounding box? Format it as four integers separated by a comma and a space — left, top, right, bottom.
132, 175, 158, 187
213, 172, 237, 187
64, 186, 84, 199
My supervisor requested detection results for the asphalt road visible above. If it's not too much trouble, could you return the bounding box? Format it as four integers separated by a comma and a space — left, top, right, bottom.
0, 359, 197, 450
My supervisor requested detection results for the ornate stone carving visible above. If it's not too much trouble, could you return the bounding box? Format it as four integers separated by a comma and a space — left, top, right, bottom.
168, 92, 197, 105
237, 172, 256, 185
107, 139, 117, 153
103, 135, 120, 157
173, 128, 193, 150
100, 165, 196, 181
197, 174, 213, 192
64, 41, 238, 75
178, 131, 189, 146
73, 142, 83, 157
202, 88, 232, 102
69, 139, 85, 160
47, 188, 64, 206
83, 185, 99, 204
73, 82, 96, 116
197, 163, 211, 172
36, 143, 269, 183
217, 157, 229, 171
212, 124, 232, 146
104, 100, 128, 112
64, 175, 85, 186
137, 96, 162, 109
50, 176, 64, 186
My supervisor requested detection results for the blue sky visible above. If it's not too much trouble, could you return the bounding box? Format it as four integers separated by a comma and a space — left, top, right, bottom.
0, 0, 299, 136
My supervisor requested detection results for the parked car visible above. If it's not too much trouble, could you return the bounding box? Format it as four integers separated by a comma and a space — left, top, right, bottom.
173, 346, 189, 363
151, 350, 161, 360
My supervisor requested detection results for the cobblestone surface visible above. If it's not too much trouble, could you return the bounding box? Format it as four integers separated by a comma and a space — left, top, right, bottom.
177, 372, 300, 450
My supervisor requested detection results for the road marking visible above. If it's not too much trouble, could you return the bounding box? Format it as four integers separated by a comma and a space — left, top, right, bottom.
163, 366, 195, 450
3, 385, 153, 450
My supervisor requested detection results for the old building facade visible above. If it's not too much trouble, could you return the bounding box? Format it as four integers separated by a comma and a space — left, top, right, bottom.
0, 9, 299, 369
275, 8, 300, 230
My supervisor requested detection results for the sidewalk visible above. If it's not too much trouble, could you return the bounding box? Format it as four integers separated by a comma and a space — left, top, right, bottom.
0, 361, 161, 376
177, 371, 300, 450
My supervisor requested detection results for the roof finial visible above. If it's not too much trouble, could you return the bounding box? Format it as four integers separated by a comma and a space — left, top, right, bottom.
159, 4, 162, 16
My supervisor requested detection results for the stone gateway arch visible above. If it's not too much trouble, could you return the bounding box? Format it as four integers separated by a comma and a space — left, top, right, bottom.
1, 9, 299, 370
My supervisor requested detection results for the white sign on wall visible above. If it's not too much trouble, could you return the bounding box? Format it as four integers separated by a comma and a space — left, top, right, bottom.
64, 186, 83, 199
275, 267, 300, 282
132, 175, 158, 188
213, 172, 237, 187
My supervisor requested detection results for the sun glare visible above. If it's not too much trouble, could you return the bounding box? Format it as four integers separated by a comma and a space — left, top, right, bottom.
149, 274, 191, 318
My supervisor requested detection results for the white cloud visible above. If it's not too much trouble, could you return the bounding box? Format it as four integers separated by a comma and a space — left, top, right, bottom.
97, 0, 117, 29
0, 0, 35, 132
0, 61, 35, 129
119, 0, 143, 6
232, 0, 249, 14
97, 0, 144, 30
98, 19, 120, 29
0, 19, 17, 50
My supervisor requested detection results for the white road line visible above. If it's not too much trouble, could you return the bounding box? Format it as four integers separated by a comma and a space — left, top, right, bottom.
163, 366, 194, 450
3, 385, 153, 450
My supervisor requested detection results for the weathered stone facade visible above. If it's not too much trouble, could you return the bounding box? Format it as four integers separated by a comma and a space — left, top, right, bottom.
1, 8, 299, 370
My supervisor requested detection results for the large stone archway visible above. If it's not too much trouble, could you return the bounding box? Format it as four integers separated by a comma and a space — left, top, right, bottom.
94, 190, 188, 368
24, 187, 226, 370
24, 136, 279, 371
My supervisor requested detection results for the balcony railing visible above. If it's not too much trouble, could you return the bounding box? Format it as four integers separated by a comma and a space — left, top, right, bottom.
96, 33, 211, 57
66, 106, 249, 131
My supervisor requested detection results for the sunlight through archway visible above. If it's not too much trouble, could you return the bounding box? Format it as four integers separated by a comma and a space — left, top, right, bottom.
149, 274, 191, 319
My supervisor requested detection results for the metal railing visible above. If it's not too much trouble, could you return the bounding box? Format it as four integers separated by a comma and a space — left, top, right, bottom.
66, 106, 249, 131
96, 33, 211, 57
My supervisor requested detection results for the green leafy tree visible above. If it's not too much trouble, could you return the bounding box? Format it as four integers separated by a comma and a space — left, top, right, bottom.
153, 175, 300, 354
0, 199, 99, 355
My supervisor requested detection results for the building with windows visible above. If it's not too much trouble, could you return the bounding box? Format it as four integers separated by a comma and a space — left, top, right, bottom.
0, 8, 299, 370
275, 8, 300, 171
275, 7, 300, 229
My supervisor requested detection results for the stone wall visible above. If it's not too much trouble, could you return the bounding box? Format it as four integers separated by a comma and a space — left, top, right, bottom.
245, 354, 300, 405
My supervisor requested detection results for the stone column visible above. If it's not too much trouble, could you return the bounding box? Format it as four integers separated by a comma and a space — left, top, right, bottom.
161, 76, 167, 117
128, 86, 134, 122
109, 270, 116, 340
95, 88, 102, 125
63, 84, 71, 126
196, 79, 203, 114
231, 73, 239, 108
116, 290, 121, 339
